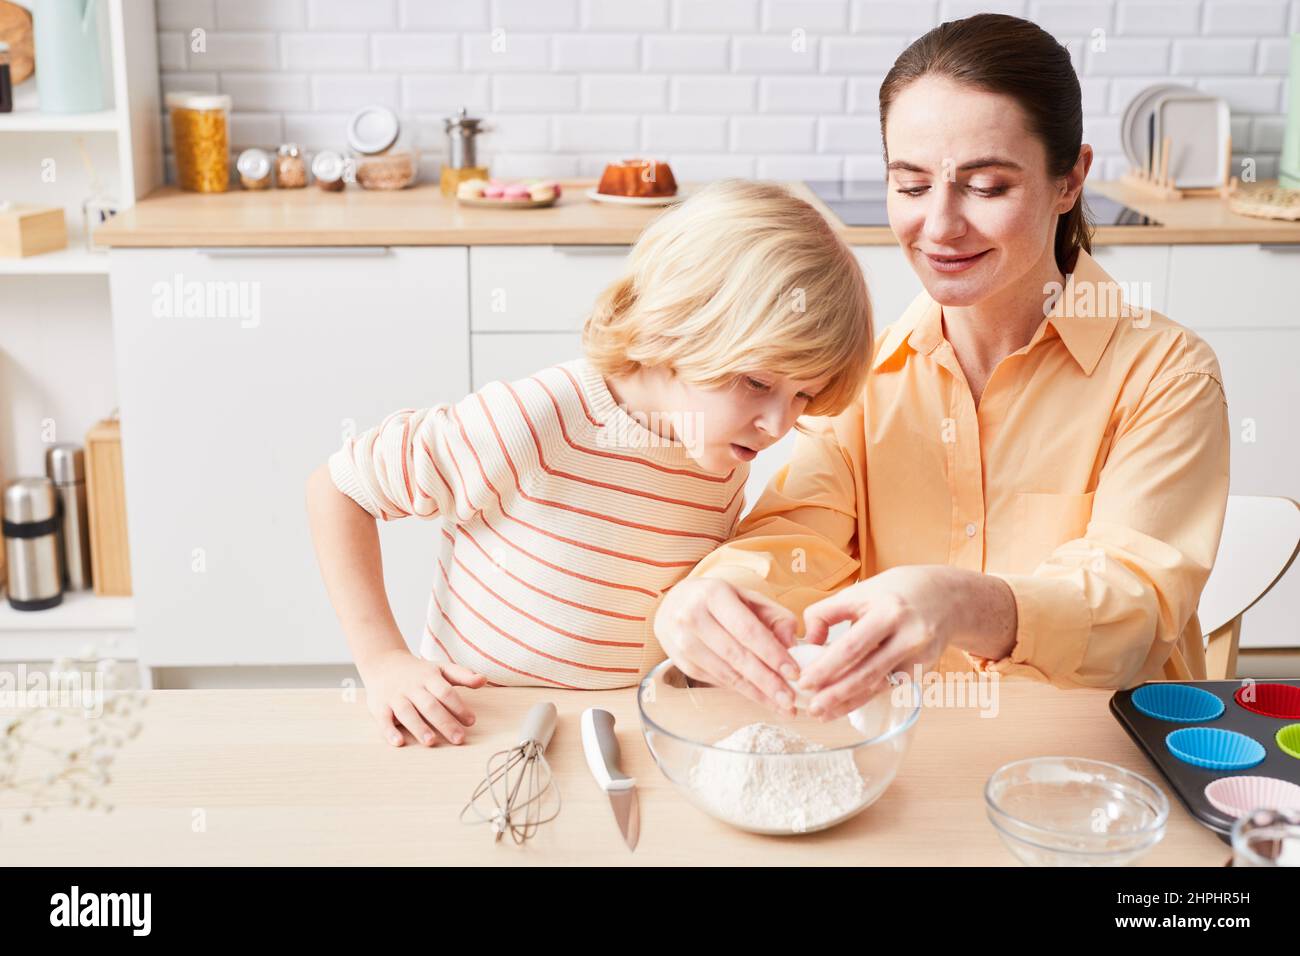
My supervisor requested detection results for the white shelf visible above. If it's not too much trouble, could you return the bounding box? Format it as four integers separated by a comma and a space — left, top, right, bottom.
0, 243, 110, 275
0, 590, 136, 661
0, 85, 120, 134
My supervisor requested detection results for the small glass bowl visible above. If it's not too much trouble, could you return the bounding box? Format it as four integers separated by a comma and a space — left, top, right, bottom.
637, 660, 921, 835
986, 756, 1169, 866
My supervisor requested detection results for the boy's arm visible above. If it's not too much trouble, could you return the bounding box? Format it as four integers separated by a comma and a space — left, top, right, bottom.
306, 464, 408, 671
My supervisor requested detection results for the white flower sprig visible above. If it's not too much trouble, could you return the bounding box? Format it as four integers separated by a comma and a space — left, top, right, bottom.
0, 642, 147, 828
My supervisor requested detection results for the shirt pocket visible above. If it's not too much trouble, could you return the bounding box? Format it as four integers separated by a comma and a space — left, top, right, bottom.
1013, 492, 1096, 572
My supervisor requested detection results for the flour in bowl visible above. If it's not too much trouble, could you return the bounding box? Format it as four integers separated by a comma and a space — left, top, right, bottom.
687, 722, 868, 832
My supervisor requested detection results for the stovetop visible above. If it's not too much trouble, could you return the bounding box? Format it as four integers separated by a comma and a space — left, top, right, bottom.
804, 180, 1161, 228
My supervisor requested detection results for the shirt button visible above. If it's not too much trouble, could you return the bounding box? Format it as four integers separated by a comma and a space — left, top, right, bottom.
965, 523, 977, 538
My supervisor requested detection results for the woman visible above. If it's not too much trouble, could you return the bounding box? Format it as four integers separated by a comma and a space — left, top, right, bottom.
651, 13, 1230, 721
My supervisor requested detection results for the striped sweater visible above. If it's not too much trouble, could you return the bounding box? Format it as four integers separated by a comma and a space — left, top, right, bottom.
328, 358, 749, 688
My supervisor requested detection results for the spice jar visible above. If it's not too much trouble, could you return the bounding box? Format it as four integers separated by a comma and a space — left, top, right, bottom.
312, 150, 346, 191
167, 92, 231, 192
346, 105, 417, 190
236, 148, 273, 190
275, 143, 308, 188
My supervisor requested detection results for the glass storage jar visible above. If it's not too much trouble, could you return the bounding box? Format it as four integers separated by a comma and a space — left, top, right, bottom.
167, 92, 231, 193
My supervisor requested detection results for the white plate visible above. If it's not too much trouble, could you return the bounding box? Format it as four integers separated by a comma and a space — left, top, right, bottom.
1153, 94, 1230, 189
585, 188, 685, 207
1120, 82, 1197, 170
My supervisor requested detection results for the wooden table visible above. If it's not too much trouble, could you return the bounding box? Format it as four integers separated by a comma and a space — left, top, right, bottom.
0, 683, 1231, 865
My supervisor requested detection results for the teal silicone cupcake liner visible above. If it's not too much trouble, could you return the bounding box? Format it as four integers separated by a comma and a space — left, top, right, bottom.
1132, 683, 1225, 723
1166, 727, 1266, 771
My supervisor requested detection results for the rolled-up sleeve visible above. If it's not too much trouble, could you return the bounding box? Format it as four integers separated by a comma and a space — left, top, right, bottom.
977, 366, 1230, 688
683, 409, 864, 629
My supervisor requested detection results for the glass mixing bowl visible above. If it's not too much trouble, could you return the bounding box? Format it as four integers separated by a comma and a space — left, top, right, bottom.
985, 756, 1169, 866
636, 660, 922, 835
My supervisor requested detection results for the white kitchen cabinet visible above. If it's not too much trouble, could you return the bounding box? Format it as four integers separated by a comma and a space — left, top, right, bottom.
1167, 244, 1300, 330
469, 244, 630, 332
108, 247, 470, 667
1089, 244, 1170, 314
471, 332, 582, 389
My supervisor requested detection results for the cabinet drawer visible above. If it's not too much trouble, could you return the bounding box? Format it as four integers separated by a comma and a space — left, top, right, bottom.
1167, 244, 1300, 330
472, 333, 583, 389
469, 244, 630, 332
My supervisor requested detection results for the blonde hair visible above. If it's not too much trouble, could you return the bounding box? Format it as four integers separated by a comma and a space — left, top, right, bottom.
582, 179, 873, 418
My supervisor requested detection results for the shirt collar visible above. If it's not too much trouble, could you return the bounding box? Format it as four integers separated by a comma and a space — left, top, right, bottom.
870, 249, 1128, 376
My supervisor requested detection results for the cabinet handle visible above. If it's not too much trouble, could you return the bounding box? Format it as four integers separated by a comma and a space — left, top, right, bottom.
551, 245, 631, 256
198, 246, 392, 258
1259, 244, 1300, 253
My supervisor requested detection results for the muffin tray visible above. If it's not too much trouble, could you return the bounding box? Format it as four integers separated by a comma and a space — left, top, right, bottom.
1110, 679, 1300, 841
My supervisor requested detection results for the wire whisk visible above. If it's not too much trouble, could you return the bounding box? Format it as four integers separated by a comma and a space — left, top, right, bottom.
460, 702, 561, 844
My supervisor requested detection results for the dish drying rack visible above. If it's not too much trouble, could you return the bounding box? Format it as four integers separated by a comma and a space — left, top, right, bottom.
1120, 133, 1238, 201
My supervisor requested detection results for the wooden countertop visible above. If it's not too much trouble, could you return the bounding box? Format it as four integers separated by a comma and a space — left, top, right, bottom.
95, 179, 1300, 248
0, 682, 1231, 865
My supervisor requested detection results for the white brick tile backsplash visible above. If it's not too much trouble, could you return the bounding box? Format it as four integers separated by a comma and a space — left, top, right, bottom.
1196, 76, 1282, 112
582, 0, 670, 30
281, 33, 369, 71
493, 74, 580, 111
399, 0, 490, 30
553, 34, 642, 71
1029, 0, 1113, 34
463, 32, 552, 71
642, 115, 729, 151
1172, 38, 1258, 74
643, 35, 730, 71
755, 154, 845, 178
371, 34, 460, 71
731, 115, 816, 152
822, 36, 909, 73
1202, 1, 1287, 36
189, 32, 279, 70
217, 0, 307, 30
581, 75, 669, 111
157, 0, 215, 32
158, 32, 187, 71
401, 74, 492, 113
228, 112, 285, 149
734, 35, 819, 73
1251, 115, 1287, 151
311, 74, 401, 112
760, 76, 846, 112
553, 114, 640, 150
817, 116, 879, 152
850, 0, 937, 33
220, 73, 312, 111
670, 75, 757, 111
672, 0, 760, 32
151, 0, 1288, 186
762, 1, 850, 32
1258, 37, 1293, 73
847, 76, 883, 113
1115, 1, 1201, 35
666, 153, 757, 179
1085, 37, 1171, 74
493, 0, 580, 31
308, 0, 396, 31
282, 112, 352, 150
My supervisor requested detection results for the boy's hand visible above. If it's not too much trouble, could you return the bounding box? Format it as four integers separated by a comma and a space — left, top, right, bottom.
654, 578, 800, 716
360, 648, 487, 747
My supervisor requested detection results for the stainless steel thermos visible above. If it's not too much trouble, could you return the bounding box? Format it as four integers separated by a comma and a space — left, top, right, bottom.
3, 476, 64, 611
46, 443, 93, 591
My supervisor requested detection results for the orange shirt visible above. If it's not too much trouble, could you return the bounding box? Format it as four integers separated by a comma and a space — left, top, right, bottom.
682, 249, 1230, 689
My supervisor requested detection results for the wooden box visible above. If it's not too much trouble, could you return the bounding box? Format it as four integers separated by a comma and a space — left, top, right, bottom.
0, 203, 68, 258
84, 418, 132, 596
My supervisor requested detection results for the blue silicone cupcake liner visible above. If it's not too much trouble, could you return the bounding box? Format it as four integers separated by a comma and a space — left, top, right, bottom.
1131, 683, 1225, 723
1166, 727, 1266, 771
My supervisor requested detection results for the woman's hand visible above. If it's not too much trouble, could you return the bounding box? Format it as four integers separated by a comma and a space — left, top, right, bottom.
798, 566, 1015, 720
654, 578, 802, 716
360, 648, 487, 747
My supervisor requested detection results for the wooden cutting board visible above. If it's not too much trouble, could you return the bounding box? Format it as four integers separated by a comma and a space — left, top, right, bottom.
0, 0, 35, 86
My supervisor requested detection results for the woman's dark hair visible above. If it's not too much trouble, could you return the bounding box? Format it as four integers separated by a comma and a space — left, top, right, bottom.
879, 13, 1092, 273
